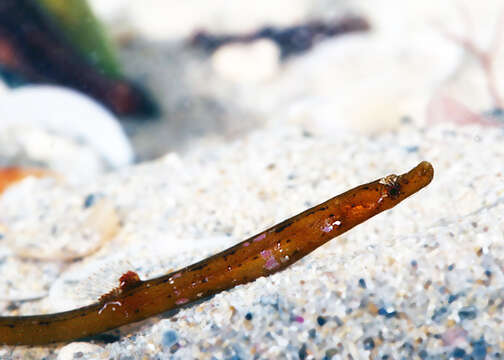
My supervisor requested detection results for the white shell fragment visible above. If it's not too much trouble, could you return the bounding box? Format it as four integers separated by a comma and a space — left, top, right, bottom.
0, 178, 120, 261
0, 85, 134, 169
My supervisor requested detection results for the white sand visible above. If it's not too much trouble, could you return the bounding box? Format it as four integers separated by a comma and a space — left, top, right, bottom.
1, 122, 503, 359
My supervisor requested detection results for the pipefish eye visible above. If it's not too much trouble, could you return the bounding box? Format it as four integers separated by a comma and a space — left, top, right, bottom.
387, 178, 402, 199
379, 174, 402, 198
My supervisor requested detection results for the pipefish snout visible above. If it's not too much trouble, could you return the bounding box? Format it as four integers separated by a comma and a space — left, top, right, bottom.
0, 161, 434, 345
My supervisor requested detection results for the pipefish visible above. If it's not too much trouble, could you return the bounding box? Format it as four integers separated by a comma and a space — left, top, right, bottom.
0, 161, 434, 345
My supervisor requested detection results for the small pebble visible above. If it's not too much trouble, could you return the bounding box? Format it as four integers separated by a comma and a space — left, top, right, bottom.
404, 145, 419, 153
162, 330, 178, 347
316, 316, 327, 326
170, 343, 181, 354
292, 315, 304, 323
358, 278, 367, 289
418, 349, 428, 359
83, 193, 96, 208
458, 306, 477, 321
333, 316, 344, 326
298, 343, 308, 360
448, 294, 459, 304
400, 342, 414, 356
378, 307, 397, 319
431, 306, 448, 323
324, 348, 339, 359
452, 347, 466, 358
471, 338, 488, 360
363, 337, 375, 350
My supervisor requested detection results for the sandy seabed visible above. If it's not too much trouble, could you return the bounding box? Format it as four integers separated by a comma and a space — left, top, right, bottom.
0, 121, 503, 359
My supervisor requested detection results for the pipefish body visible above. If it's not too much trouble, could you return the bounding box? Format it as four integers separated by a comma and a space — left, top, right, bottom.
0, 161, 434, 345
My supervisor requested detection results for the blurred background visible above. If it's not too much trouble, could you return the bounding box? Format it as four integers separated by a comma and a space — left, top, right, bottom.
0, 0, 502, 183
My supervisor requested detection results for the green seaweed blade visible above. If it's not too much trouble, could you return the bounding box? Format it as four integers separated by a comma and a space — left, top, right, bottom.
36, 0, 122, 78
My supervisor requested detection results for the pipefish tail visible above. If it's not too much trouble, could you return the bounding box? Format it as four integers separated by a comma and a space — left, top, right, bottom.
0, 161, 434, 345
